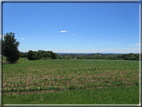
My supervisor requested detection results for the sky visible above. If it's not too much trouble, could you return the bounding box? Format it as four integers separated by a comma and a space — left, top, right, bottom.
2, 2, 140, 53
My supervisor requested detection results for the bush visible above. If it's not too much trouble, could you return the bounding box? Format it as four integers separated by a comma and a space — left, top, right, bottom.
27, 50, 36, 60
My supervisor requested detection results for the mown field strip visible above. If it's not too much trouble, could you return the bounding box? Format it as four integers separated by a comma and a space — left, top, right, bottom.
3, 59, 139, 94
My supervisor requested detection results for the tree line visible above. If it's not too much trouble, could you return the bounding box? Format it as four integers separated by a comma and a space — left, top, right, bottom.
20, 52, 139, 61
59, 53, 139, 60
2, 32, 140, 64
26, 50, 58, 60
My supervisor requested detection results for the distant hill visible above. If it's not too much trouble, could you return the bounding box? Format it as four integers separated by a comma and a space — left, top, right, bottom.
20, 52, 139, 55
56, 53, 138, 55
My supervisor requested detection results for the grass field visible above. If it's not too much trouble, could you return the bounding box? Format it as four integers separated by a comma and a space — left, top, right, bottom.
2, 58, 139, 104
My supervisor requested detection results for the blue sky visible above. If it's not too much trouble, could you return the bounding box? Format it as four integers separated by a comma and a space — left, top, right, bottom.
3, 3, 139, 53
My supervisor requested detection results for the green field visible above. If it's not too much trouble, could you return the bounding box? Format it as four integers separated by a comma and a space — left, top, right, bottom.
2, 58, 139, 104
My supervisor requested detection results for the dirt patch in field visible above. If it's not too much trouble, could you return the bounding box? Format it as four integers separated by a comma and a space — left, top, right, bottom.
3, 89, 64, 95
3, 68, 139, 95
4, 85, 136, 95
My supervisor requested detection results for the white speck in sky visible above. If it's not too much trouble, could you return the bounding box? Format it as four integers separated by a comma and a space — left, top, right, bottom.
60, 30, 69, 33
21, 38, 25, 40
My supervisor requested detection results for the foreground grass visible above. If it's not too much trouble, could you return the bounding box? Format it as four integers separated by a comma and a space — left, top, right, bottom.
3, 58, 139, 104
3, 59, 139, 92
3, 86, 139, 104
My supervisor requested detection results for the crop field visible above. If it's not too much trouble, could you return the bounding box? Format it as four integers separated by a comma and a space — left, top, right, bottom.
2, 58, 139, 104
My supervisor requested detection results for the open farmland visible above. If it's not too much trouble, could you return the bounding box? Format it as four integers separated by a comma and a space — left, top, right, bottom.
3, 58, 139, 104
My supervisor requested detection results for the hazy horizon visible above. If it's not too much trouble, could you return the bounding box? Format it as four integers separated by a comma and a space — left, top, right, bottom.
20, 51, 139, 54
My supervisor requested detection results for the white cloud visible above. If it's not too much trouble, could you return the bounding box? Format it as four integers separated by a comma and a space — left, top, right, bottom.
72, 34, 76, 35
134, 43, 140, 46
60, 30, 69, 33
126, 43, 140, 47
21, 38, 25, 40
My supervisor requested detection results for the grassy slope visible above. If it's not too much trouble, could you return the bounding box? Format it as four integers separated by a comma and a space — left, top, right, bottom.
3, 86, 139, 104
2, 58, 140, 104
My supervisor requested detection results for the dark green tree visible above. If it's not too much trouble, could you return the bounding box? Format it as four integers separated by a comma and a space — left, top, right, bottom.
2, 32, 20, 63
50, 51, 57, 59
20, 52, 28, 57
36, 50, 42, 60
27, 50, 36, 60
46, 51, 51, 57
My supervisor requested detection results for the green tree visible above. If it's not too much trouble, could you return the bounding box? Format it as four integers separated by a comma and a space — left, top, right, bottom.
46, 51, 51, 57
134, 54, 139, 60
27, 50, 36, 60
20, 52, 28, 57
50, 51, 57, 59
128, 55, 136, 60
36, 50, 42, 60
2, 32, 20, 63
